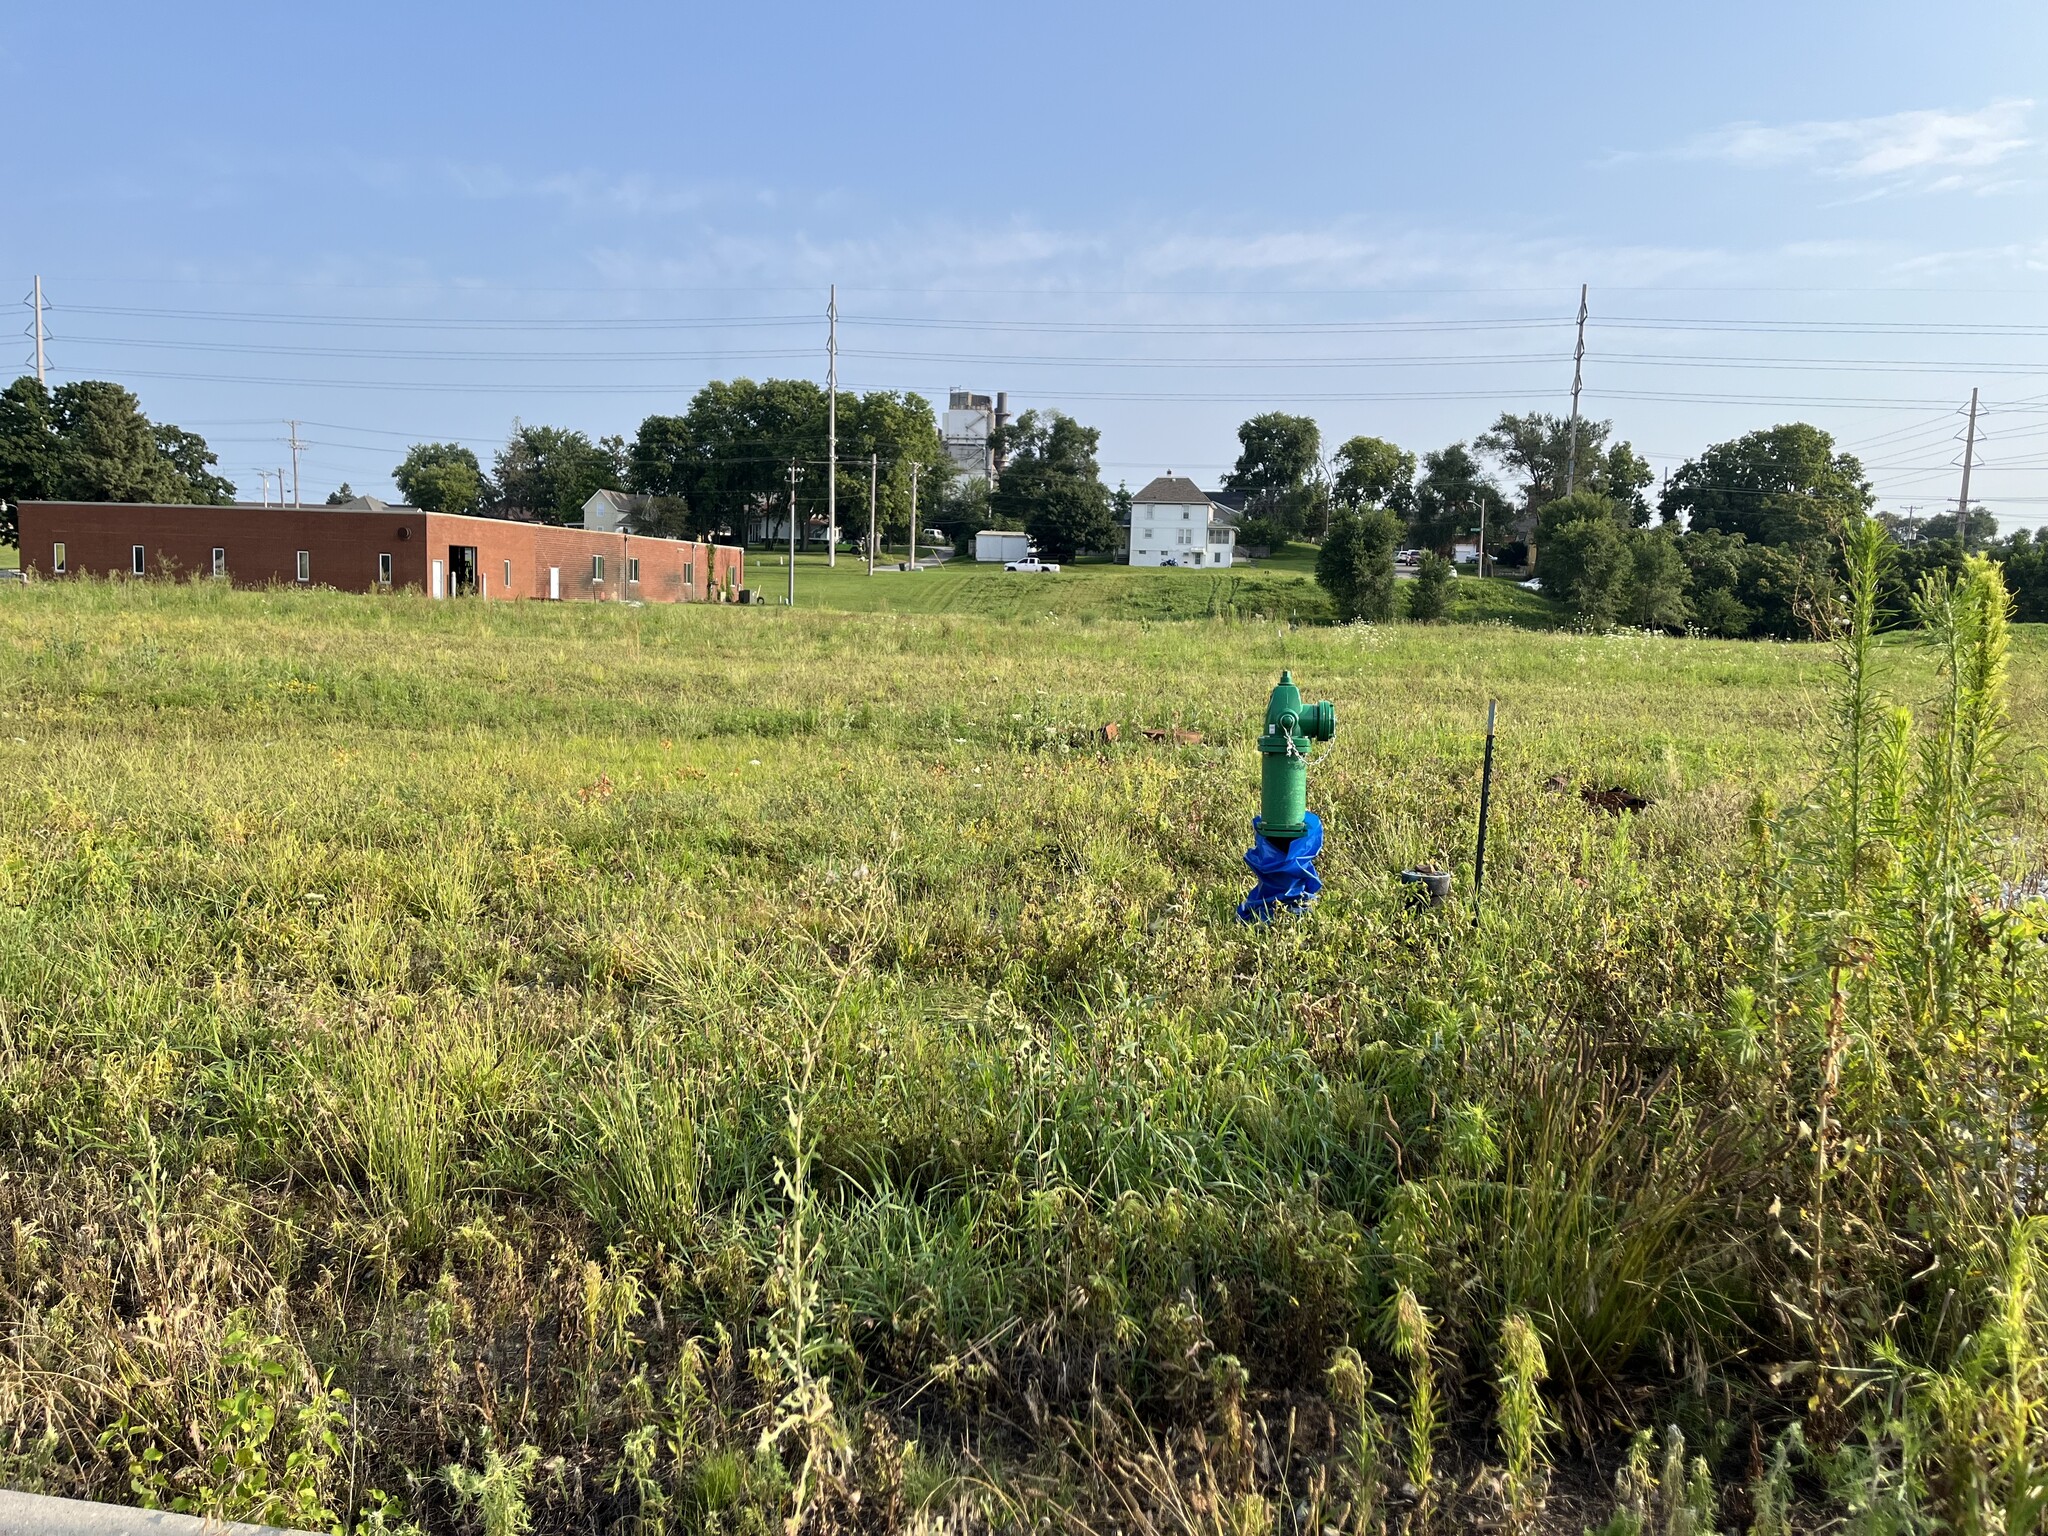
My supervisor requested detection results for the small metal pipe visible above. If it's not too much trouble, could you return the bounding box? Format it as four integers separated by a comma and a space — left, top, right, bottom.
1472, 698, 1498, 928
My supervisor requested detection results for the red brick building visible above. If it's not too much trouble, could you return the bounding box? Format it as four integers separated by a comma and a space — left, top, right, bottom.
18, 501, 744, 603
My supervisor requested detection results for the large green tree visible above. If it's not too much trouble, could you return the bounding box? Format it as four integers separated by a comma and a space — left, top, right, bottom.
1660, 424, 1872, 546
629, 380, 947, 548
1408, 442, 1505, 553
0, 377, 231, 535
630, 379, 825, 544
989, 409, 1115, 562
50, 382, 170, 502
493, 424, 625, 525
1316, 505, 1400, 621
152, 424, 236, 506
1224, 412, 1324, 537
1477, 411, 1652, 526
1331, 435, 1415, 513
0, 377, 57, 546
394, 442, 489, 515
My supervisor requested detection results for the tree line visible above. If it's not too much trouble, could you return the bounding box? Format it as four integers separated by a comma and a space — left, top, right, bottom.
6, 368, 2046, 630
391, 381, 960, 549
0, 375, 235, 546
1300, 411, 2048, 633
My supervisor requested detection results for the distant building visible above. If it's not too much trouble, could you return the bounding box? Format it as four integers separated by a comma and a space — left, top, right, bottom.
581, 489, 656, 533
20, 501, 743, 603
943, 390, 1010, 483
1126, 475, 1237, 568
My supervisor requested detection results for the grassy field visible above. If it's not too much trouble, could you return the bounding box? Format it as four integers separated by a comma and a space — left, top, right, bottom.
763, 550, 1561, 628
1, 574, 2045, 1533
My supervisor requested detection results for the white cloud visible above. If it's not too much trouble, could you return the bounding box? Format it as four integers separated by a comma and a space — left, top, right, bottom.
1652, 100, 2036, 191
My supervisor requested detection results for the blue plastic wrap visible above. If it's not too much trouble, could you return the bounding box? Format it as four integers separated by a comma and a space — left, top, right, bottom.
1237, 811, 1324, 923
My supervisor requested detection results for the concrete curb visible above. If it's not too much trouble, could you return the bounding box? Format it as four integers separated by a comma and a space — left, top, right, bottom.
0, 1490, 314, 1535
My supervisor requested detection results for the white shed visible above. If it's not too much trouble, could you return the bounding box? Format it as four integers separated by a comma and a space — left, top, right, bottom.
975, 529, 1031, 563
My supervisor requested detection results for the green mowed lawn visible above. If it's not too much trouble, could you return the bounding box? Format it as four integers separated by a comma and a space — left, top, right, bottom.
761, 548, 1562, 627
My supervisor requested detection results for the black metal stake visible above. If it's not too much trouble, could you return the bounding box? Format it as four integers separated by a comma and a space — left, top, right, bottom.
1472, 698, 1497, 928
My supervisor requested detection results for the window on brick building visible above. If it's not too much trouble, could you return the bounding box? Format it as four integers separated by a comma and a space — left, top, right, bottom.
378, 553, 393, 585
503, 560, 511, 590
627, 557, 641, 583
131, 545, 145, 576
592, 554, 605, 583
52, 542, 65, 574
296, 551, 310, 583
212, 548, 227, 577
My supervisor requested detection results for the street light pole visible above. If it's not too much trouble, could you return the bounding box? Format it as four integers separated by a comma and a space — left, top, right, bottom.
786, 459, 799, 606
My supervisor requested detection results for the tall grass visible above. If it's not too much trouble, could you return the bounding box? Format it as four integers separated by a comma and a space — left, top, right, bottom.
0, 576, 2042, 1529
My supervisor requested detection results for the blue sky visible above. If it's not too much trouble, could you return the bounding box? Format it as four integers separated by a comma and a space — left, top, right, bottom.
10, 1, 2048, 527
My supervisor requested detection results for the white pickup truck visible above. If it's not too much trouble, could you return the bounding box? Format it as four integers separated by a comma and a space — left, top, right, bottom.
1003, 558, 1061, 573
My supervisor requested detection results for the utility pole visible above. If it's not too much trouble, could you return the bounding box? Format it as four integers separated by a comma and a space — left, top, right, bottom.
866, 451, 878, 575
786, 459, 800, 606
254, 470, 271, 507
1563, 282, 1589, 496
285, 421, 305, 507
826, 285, 837, 567
30, 275, 46, 385
1475, 498, 1487, 580
1903, 504, 1921, 544
1956, 387, 1980, 553
908, 460, 920, 568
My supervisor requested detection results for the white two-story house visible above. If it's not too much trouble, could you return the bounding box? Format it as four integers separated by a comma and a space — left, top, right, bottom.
1126, 475, 1237, 567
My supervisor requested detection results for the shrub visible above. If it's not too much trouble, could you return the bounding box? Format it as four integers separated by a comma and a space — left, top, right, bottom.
1407, 552, 1452, 621
1317, 504, 1400, 620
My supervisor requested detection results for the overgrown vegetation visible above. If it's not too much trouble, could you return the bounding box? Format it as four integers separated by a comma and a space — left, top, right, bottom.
0, 571, 2042, 1532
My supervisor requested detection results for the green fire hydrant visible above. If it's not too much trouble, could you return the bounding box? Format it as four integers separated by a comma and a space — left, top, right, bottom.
1240, 670, 1335, 921
1256, 670, 1335, 842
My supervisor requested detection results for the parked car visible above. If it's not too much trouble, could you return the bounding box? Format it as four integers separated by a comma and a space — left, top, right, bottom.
1518, 577, 1543, 591
1004, 559, 1061, 573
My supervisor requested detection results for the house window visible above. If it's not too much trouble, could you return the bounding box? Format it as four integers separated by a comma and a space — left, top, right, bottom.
1182, 508, 1191, 520
296, 551, 310, 583
131, 545, 146, 576
378, 552, 393, 585
591, 554, 605, 583
503, 560, 512, 590
212, 547, 227, 577
627, 557, 641, 584
51, 542, 65, 574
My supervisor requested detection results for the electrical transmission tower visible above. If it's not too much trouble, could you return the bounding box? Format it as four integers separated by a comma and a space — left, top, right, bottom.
23, 276, 47, 384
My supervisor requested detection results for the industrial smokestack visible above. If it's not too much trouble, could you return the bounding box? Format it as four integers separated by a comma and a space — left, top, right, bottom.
992, 391, 1010, 478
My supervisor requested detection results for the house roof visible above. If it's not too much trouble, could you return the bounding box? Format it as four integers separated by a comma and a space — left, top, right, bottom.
584, 489, 654, 513
1131, 475, 1211, 506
